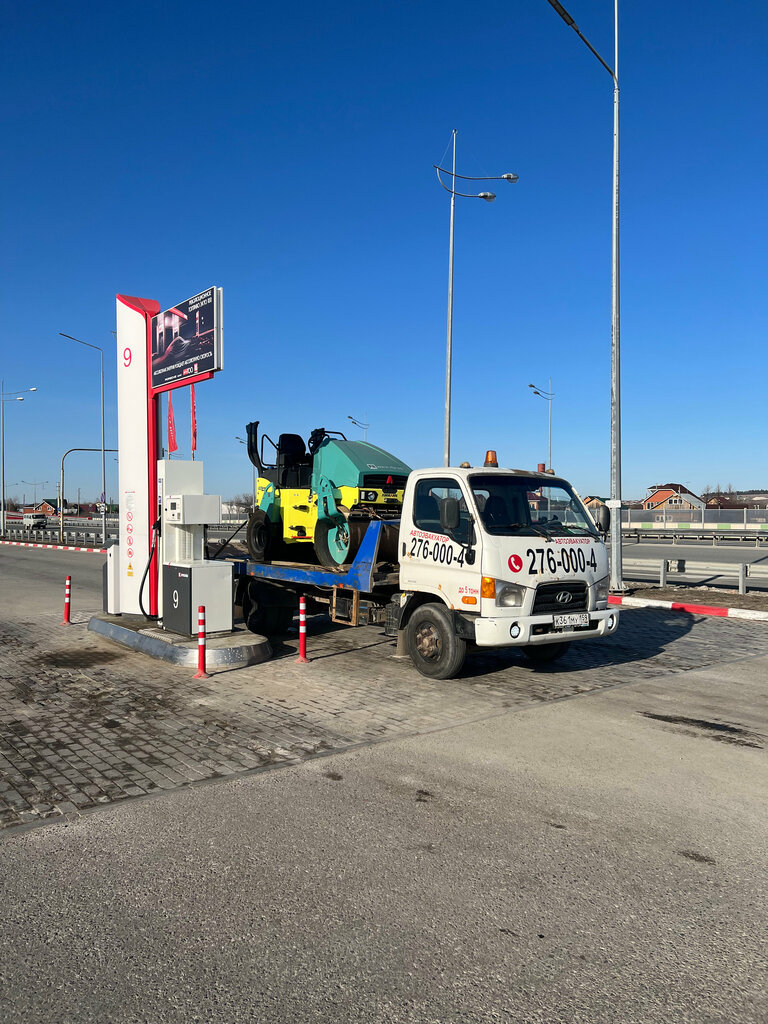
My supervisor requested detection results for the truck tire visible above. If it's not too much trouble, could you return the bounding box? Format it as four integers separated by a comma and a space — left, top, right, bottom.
406, 602, 466, 680
246, 510, 279, 562
241, 580, 296, 635
521, 641, 571, 664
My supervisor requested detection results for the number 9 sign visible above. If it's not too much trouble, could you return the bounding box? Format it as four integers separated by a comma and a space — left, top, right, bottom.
123, 348, 132, 368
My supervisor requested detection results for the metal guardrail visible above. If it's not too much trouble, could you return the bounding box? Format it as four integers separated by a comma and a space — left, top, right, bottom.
623, 529, 768, 547
622, 556, 768, 594
1, 527, 117, 546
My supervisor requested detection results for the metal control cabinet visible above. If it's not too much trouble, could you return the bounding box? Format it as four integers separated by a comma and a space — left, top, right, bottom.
164, 493, 221, 525
162, 561, 233, 636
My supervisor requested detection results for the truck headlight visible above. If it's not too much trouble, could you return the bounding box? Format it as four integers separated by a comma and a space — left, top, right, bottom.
497, 583, 525, 608
594, 576, 609, 607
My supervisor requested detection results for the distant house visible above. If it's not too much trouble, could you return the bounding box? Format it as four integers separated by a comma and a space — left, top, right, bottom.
643, 483, 704, 512
583, 496, 641, 512
706, 495, 746, 510
21, 500, 56, 516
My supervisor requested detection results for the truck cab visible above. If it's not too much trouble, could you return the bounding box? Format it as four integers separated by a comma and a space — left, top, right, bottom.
392, 459, 618, 677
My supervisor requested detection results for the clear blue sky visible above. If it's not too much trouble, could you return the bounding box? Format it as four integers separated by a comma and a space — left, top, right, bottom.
2, 0, 766, 507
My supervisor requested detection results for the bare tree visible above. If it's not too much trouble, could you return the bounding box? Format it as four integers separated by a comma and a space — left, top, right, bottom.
228, 492, 255, 514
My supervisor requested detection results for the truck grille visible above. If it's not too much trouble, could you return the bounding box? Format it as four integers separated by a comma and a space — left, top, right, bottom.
363, 474, 408, 490
532, 581, 588, 614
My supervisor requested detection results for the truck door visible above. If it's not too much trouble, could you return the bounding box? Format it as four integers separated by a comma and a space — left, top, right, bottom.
400, 475, 482, 609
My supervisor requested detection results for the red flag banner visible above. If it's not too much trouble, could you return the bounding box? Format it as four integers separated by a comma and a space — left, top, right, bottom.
168, 392, 178, 453
191, 384, 197, 453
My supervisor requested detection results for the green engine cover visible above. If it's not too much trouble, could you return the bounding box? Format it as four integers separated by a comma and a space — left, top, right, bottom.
311, 439, 411, 493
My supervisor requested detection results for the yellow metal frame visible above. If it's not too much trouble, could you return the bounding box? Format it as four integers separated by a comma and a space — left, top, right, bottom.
255, 479, 404, 547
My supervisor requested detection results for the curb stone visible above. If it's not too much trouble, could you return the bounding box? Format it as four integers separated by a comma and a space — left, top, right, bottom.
608, 594, 768, 622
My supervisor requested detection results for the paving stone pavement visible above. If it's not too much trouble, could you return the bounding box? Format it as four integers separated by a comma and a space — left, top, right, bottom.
2, 603, 768, 832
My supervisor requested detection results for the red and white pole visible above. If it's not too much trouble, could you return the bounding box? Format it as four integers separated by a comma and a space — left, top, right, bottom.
296, 595, 308, 663
193, 605, 210, 679
60, 575, 72, 625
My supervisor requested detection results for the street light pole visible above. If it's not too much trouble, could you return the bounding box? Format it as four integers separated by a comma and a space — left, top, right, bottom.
58, 447, 118, 543
235, 436, 256, 512
347, 415, 369, 442
528, 379, 554, 471
444, 130, 457, 470
59, 333, 107, 547
435, 135, 519, 466
1, 381, 37, 535
22, 480, 48, 506
544, 0, 623, 591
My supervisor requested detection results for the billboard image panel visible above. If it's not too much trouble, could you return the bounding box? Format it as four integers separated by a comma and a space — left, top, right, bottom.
150, 286, 222, 393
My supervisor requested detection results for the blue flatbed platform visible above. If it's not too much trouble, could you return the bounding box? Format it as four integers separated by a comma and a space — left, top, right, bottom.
232, 519, 396, 594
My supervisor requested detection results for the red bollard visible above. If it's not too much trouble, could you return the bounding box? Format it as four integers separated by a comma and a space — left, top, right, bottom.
296, 595, 309, 663
193, 605, 210, 679
60, 575, 72, 625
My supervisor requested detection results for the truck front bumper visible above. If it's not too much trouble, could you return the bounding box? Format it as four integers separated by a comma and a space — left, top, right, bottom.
473, 608, 619, 648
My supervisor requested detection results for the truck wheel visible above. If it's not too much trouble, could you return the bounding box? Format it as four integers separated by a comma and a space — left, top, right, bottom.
521, 641, 571, 664
406, 602, 466, 680
314, 512, 365, 568
241, 580, 296, 635
246, 510, 277, 562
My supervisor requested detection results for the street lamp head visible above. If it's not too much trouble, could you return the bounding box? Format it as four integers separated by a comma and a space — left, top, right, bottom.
478, 192, 496, 202
501, 173, 519, 183
16, 397, 24, 402
546, 0, 576, 28
528, 383, 536, 389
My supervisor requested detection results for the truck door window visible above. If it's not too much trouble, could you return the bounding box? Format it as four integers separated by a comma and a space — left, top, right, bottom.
413, 478, 468, 541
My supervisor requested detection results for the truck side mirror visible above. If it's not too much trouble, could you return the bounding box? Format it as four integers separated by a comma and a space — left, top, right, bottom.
440, 497, 460, 533
596, 505, 610, 534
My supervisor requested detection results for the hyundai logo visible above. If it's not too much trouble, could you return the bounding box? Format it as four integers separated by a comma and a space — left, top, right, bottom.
555, 591, 573, 605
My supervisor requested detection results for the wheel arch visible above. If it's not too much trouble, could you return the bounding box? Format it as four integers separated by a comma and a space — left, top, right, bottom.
396, 590, 453, 631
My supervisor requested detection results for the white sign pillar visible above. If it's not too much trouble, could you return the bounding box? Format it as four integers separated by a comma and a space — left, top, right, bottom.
115, 294, 161, 615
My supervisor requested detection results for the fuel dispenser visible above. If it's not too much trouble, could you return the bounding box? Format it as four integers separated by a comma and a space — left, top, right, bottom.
157, 460, 233, 635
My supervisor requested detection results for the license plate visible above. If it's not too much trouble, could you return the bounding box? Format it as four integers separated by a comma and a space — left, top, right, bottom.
553, 612, 589, 628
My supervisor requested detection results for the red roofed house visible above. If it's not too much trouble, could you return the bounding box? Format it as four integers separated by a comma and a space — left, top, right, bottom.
643, 483, 705, 512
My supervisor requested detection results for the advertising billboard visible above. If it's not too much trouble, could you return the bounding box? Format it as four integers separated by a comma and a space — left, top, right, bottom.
150, 286, 223, 393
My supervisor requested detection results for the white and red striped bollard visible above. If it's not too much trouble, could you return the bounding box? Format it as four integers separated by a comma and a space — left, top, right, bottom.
296, 595, 309, 663
193, 605, 210, 679
60, 576, 72, 625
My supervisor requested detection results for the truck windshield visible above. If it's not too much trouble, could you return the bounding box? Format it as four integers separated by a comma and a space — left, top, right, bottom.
469, 474, 597, 538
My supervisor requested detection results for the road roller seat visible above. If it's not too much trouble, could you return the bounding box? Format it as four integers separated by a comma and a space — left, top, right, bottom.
277, 434, 312, 487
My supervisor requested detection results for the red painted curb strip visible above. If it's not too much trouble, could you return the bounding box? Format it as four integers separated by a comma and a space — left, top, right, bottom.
0, 540, 106, 554
608, 593, 768, 622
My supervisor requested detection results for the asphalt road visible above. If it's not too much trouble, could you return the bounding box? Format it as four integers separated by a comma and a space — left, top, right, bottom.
0, 545, 105, 600
2, 647, 766, 1023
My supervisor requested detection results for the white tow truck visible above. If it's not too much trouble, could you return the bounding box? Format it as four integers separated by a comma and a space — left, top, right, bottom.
233, 452, 618, 679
